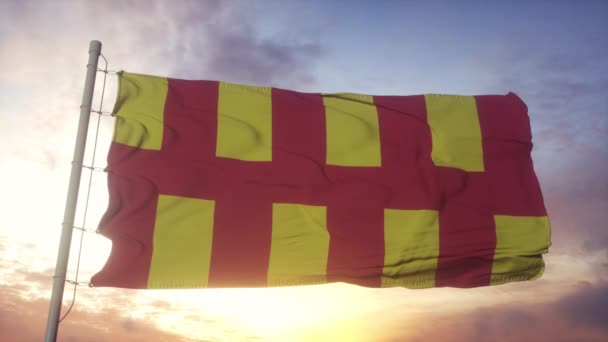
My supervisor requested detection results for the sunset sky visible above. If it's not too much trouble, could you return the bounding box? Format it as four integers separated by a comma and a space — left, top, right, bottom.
1, 1, 607, 341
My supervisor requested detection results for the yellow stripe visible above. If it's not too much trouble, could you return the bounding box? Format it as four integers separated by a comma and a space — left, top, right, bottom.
382, 209, 439, 288
323, 93, 381, 167
216, 82, 272, 161
113, 72, 167, 150
491, 215, 551, 285
147, 195, 215, 288
425, 95, 484, 171
268, 203, 329, 286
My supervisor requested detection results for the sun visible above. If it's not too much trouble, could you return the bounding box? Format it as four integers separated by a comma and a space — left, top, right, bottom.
125, 283, 389, 341
197, 285, 369, 340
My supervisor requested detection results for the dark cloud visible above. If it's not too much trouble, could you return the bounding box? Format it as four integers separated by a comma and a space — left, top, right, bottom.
23, 0, 326, 89
556, 281, 608, 332
481, 34, 607, 124
391, 281, 608, 342
163, 5, 324, 89
203, 29, 322, 88
23, 269, 53, 286
583, 236, 608, 255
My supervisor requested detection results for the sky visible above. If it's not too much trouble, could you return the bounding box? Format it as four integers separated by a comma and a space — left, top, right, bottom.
0, 0, 607, 341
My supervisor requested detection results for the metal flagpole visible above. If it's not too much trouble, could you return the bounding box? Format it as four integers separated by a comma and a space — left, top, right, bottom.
44, 40, 102, 342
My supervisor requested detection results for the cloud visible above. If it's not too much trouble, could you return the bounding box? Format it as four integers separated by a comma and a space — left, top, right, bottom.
392, 281, 608, 342
0, 288, 201, 342
0, 0, 324, 165
556, 281, 608, 332
200, 26, 322, 88
22, 269, 54, 286
83, 0, 324, 88
135, 1, 325, 88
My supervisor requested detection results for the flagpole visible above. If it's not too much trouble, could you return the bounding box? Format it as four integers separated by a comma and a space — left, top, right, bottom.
44, 40, 102, 342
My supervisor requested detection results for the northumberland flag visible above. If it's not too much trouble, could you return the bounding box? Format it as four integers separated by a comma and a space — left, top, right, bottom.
91, 71, 550, 289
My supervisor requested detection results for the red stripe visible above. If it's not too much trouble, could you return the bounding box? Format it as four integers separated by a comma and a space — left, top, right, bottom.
476, 93, 547, 216
206, 89, 328, 286
271, 88, 327, 205
433, 93, 545, 287
207, 191, 272, 287
323, 95, 431, 287
433, 94, 540, 287
91, 143, 159, 288
162, 78, 219, 159
155, 78, 219, 198
374, 95, 497, 287
323, 95, 434, 287
161, 79, 272, 287
374, 95, 438, 209
430, 95, 498, 288
434, 168, 496, 287
325, 177, 385, 287
94, 79, 222, 287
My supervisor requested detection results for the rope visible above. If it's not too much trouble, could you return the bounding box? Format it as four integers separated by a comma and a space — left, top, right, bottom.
72, 226, 99, 234
90, 109, 115, 117
59, 53, 112, 323
96, 55, 120, 75
82, 165, 106, 172
96, 68, 120, 75
66, 280, 92, 287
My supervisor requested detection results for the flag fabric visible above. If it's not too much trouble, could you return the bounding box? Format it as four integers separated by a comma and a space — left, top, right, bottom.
91, 71, 550, 289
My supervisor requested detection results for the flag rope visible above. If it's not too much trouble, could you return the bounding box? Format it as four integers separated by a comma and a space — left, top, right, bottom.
72, 226, 99, 234
82, 165, 106, 172
58, 52, 113, 323
96, 67, 120, 75
66, 280, 92, 287
90, 109, 115, 117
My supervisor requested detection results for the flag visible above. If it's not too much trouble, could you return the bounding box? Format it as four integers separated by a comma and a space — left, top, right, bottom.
91, 71, 550, 289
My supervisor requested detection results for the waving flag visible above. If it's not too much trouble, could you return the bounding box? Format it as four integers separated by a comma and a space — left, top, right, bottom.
91, 71, 550, 289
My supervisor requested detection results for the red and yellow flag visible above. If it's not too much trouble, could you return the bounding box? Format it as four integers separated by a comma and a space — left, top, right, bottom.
91, 71, 550, 289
